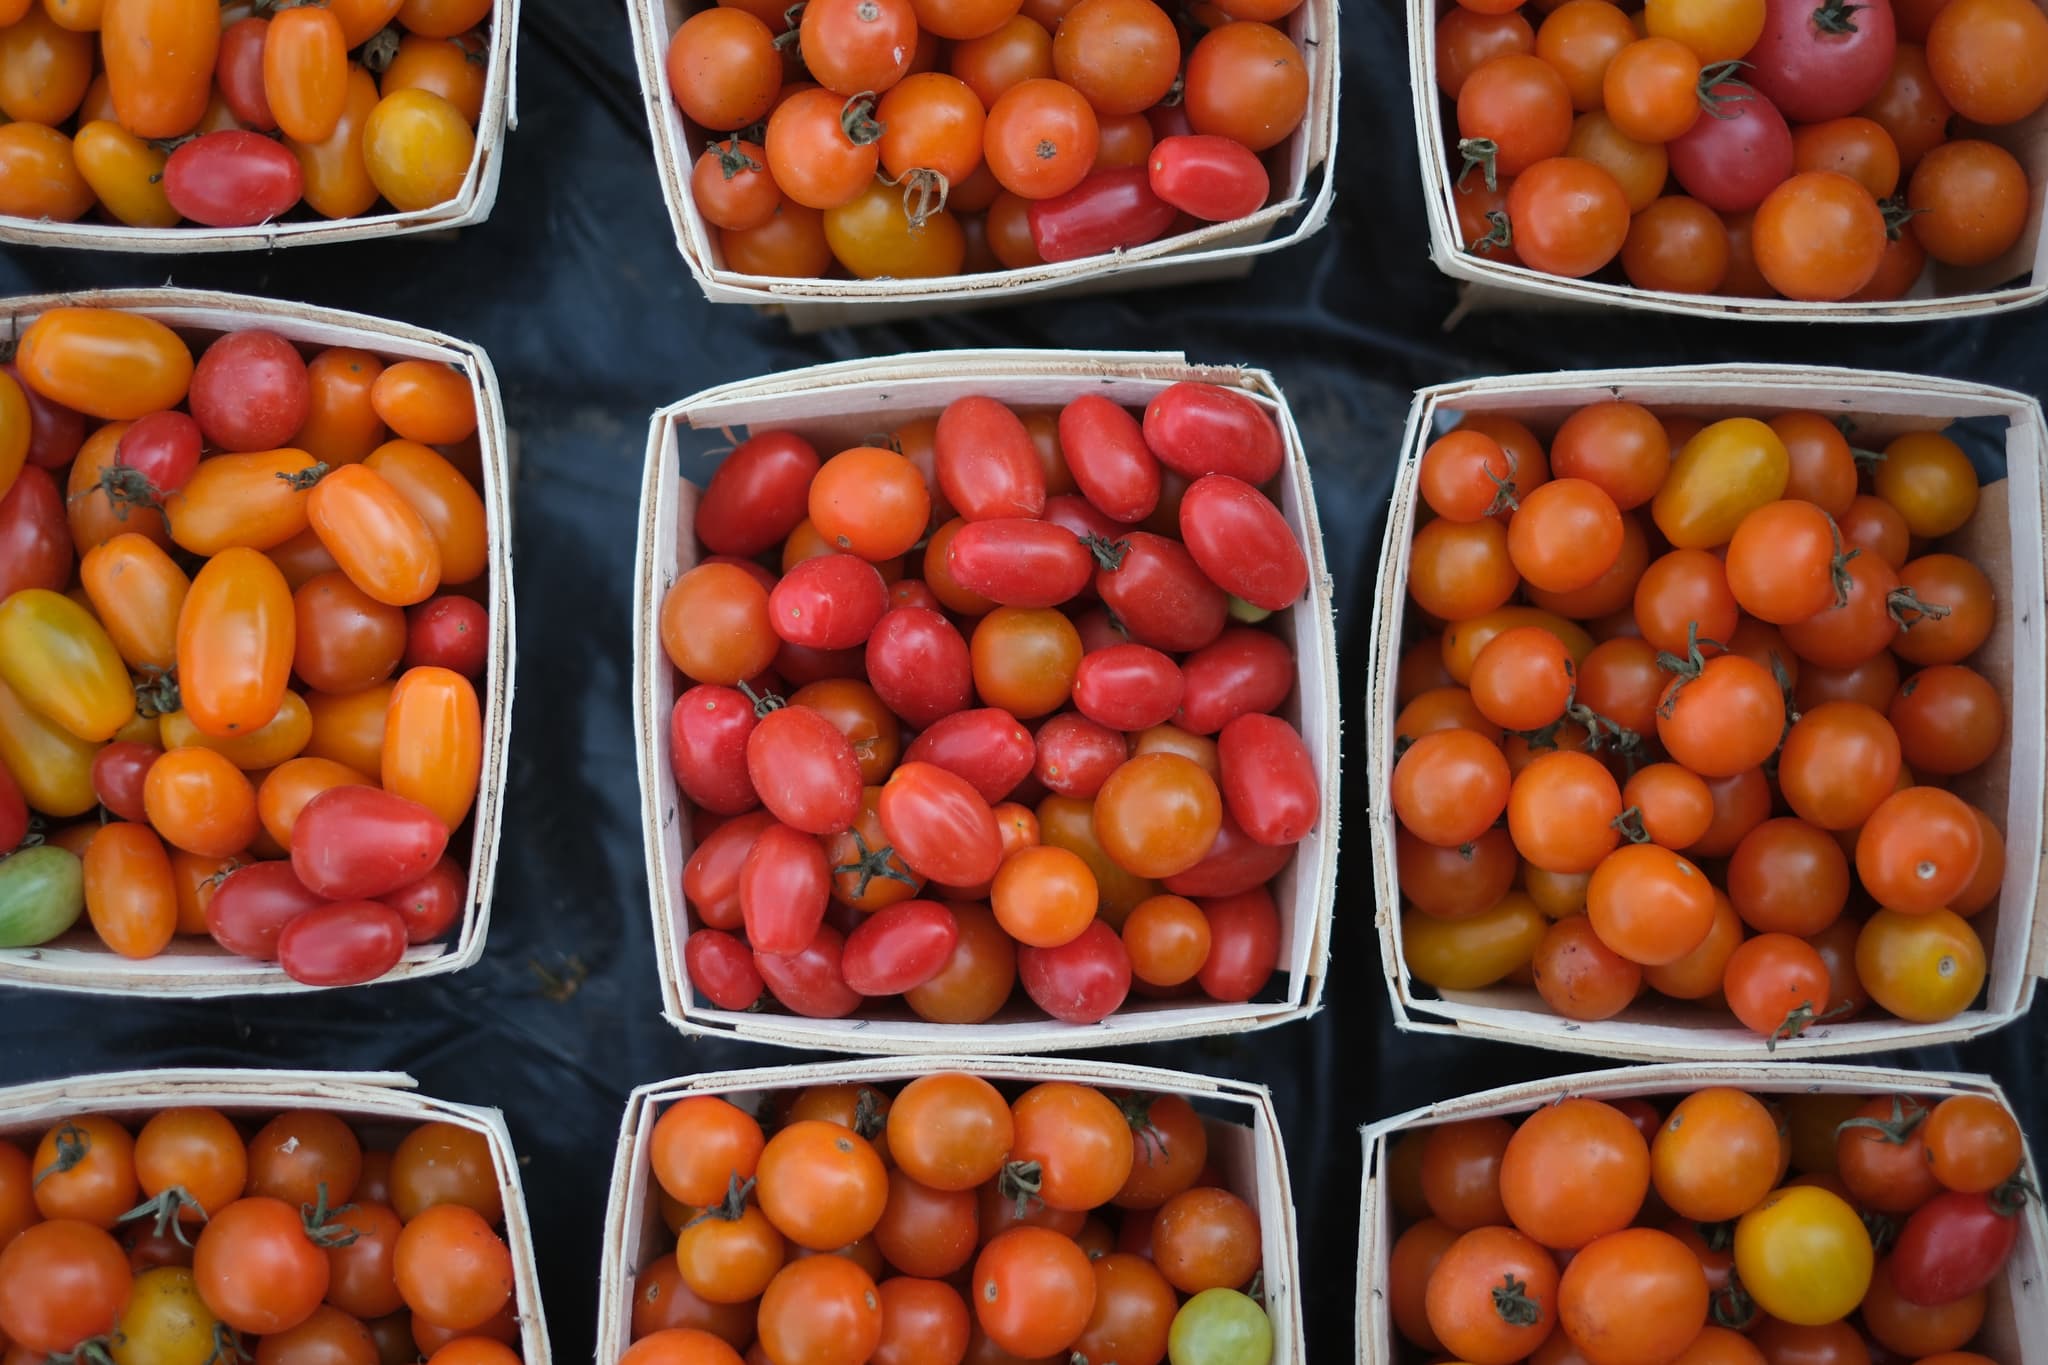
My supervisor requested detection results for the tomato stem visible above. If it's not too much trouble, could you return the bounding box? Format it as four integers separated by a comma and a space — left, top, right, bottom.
1455, 139, 1500, 194
1836, 1094, 1926, 1144
711, 136, 765, 181
852, 1087, 886, 1139
277, 461, 330, 491
32, 1121, 88, 1188
119, 1186, 209, 1243
1861, 1207, 1899, 1253
1112, 1092, 1170, 1166
1083, 533, 1130, 572
50, 1339, 117, 1365
832, 830, 917, 897
885, 167, 951, 230
1481, 447, 1520, 513
134, 666, 181, 721
96, 461, 165, 514
1989, 1173, 2037, 1217
1708, 1271, 1757, 1330
1811, 0, 1867, 32
1653, 622, 1722, 717
1695, 61, 1756, 119
1490, 1272, 1543, 1327
1888, 586, 1952, 632
299, 1182, 360, 1248
1765, 1000, 1818, 1050
998, 1159, 1045, 1219
203, 1323, 252, 1365
841, 93, 885, 147
1611, 806, 1650, 844
737, 680, 787, 717
362, 26, 401, 73
684, 1173, 755, 1227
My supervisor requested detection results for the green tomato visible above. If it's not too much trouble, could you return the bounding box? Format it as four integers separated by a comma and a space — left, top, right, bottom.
1169, 1288, 1274, 1365
0, 844, 83, 947
1227, 596, 1274, 624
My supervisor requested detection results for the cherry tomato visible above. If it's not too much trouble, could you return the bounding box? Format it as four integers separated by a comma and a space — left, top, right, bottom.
1723, 932, 1833, 1039
867, 606, 973, 728
801, 0, 917, 97
1185, 20, 1308, 151
755, 924, 865, 1017
1096, 533, 1228, 653
1026, 166, 1178, 261
362, 88, 475, 211
1507, 156, 1630, 277
1733, 1186, 1872, 1327
984, 78, 1099, 199
0, 1219, 130, 1352
902, 708, 1034, 804
291, 64, 383, 220
292, 785, 449, 899
82, 821, 177, 959
277, 900, 409, 985
766, 88, 884, 209
176, 547, 294, 740
1925, 0, 2048, 123
1427, 1225, 1558, 1361
1060, 394, 1161, 523
193, 1195, 332, 1334
1857, 906, 1985, 1021
0, 467, 72, 604
1018, 917, 1131, 1021
0, 588, 132, 742
1460, 54, 1573, 181
163, 130, 305, 227
1558, 1227, 1708, 1365
1908, 138, 2028, 266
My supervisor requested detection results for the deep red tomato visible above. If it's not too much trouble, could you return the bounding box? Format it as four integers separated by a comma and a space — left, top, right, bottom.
207, 860, 332, 959
1178, 474, 1308, 613
1026, 166, 1178, 261
190, 330, 311, 453
1060, 394, 1162, 523
380, 855, 464, 943
1096, 533, 1228, 653
1148, 134, 1269, 222
671, 684, 763, 815
1668, 85, 1796, 213
746, 705, 863, 835
879, 762, 1004, 888
769, 554, 888, 650
1034, 712, 1128, 799
901, 709, 1037, 804
842, 899, 960, 994
1072, 644, 1184, 732
405, 596, 489, 677
936, 396, 1046, 522
1216, 714, 1317, 847
945, 518, 1094, 607
1889, 1189, 2021, 1306
685, 927, 766, 1010
697, 432, 821, 557
684, 810, 775, 929
866, 606, 974, 728
276, 900, 409, 986
1144, 383, 1284, 485
217, 17, 278, 130
90, 741, 159, 825
291, 786, 449, 900
740, 820, 831, 955
1196, 886, 1280, 1001
754, 924, 864, 1017
112, 411, 203, 503
1018, 919, 1132, 1022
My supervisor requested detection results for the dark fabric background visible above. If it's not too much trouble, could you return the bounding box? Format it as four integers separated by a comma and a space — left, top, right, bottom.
0, 0, 2043, 1357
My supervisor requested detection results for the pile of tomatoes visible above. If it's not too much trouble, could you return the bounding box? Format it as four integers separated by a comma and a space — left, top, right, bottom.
664, 0, 1311, 280
626, 1074, 1276, 1365
0, 1105, 524, 1365
664, 383, 1320, 1027
1393, 400, 2004, 1038
0, 0, 496, 231
1385, 1084, 2032, 1365
0, 305, 493, 987
1434, 0, 2048, 300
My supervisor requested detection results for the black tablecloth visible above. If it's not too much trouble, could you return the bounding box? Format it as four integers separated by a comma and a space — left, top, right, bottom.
1, 1, 2043, 1357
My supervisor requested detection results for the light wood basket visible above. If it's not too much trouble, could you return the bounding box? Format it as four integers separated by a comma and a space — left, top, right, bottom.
1368, 364, 2048, 1058
0, 4, 520, 252
595, 1055, 1304, 1362
1356, 1063, 2048, 1362
633, 349, 1339, 1052
624, 0, 1339, 330
0, 1068, 551, 1362
1408, 0, 2048, 320
0, 288, 517, 996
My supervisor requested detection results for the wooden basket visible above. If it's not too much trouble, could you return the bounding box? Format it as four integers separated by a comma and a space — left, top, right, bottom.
624, 0, 1339, 330
0, 1068, 551, 1362
633, 349, 1340, 1052
0, 6, 520, 253
1408, 0, 2048, 320
1367, 365, 2048, 1058
596, 1055, 1304, 1362
0, 287, 517, 996
1355, 1063, 2048, 1362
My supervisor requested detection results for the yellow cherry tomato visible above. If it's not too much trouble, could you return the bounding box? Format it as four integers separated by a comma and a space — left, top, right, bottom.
823, 180, 967, 280
1402, 891, 1548, 991
108, 1267, 222, 1365
1734, 1186, 1873, 1326
362, 87, 474, 211
1856, 908, 1987, 1023
159, 692, 312, 771
1873, 431, 1979, 538
1651, 417, 1790, 549
72, 120, 179, 228
0, 587, 136, 741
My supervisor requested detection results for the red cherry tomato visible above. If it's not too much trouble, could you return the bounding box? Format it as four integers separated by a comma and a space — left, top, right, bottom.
163, 130, 304, 227
755, 924, 864, 1017
1164, 811, 1294, 897
935, 396, 1046, 522
740, 821, 831, 955
1018, 919, 1132, 1022
1668, 84, 1797, 213
686, 928, 767, 1010
901, 709, 1038, 804
1147, 134, 1270, 222
697, 432, 822, 557
113, 412, 203, 501
879, 762, 1004, 887
1026, 166, 1178, 262
1143, 383, 1284, 485
1060, 395, 1161, 524
746, 705, 863, 834
207, 860, 332, 960
1097, 533, 1228, 653
866, 607, 975, 728
1199, 886, 1281, 1000
1747, 0, 1897, 122
1217, 714, 1317, 847
1073, 644, 1185, 731
770, 554, 889, 650
0, 466, 72, 602
842, 899, 961, 994
945, 518, 1094, 607
380, 856, 465, 943
90, 741, 159, 825
1179, 629, 1293, 734
1179, 474, 1308, 612
217, 17, 278, 130
404, 596, 488, 677
190, 330, 312, 454
291, 785, 449, 899
1889, 1189, 2020, 1306
277, 900, 409, 985
672, 684, 765, 815
684, 810, 777, 930
1034, 713, 1129, 799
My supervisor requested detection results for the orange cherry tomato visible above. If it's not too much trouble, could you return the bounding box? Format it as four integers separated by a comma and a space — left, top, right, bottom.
382, 33, 488, 127
370, 361, 479, 447
169, 848, 239, 935
362, 87, 476, 211
304, 684, 393, 787
82, 821, 177, 959
397, 0, 493, 39
363, 439, 489, 584
177, 547, 294, 740
159, 691, 312, 771
1752, 171, 1887, 301
290, 64, 383, 220
266, 4, 348, 142
294, 349, 388, 468
258, 756, 375, 849
382, 665, 483, 830
309, 463, 443, 607
16, 309, 192, 422
101, 0, 220, 138
0, 7, 93, 124
163, 449, 325, 556
143, 747, 260, 858
329, 0, 406, 45
984, 78, 1099, 198
80, 532, 189, 672
0, 124, 92, 221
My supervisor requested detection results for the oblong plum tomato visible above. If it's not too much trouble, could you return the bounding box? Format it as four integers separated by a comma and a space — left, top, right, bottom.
1178, 474, 1308, 613
842, 900, 960, 995
163, 130, 304, 227
935, 396, 1045, 522
1164, 811, 1294, 897
878, 762, 1003, 887
1148, 134, 1269, 222
1144, 382, 1284, 485
1179, 629, 1293, 734
1197, 886, 1279, 1001
866, 606, 974, 728
1073, 644, 1184, 732
684, 810, 776, 930
697, 432, 820, 557
1217, 714, 1318, 847
945, 518, 1093, 608
901, 709, 1037, 805
746, 705, 863, 834
277, 900, 408, 986
291, 785, 449, 900
1097, 532, 1228, 653
754, 924, 864, 1018
207, 860, 331, 960
1060, 394, 1161, 524
672, 684, 764, 815
740, 821, 831, 955
1027, 165, 1178, 262
686, 928, 766, 1010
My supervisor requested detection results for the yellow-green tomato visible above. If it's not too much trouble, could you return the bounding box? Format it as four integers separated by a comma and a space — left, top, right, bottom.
1402, 891, 1547, 991
1651, 418, 1790, 549
362, 88, 474, 211
1733, 1186, 1873, 1326
1168, 1287, 1274, 1365
109, 1267, 223, 1365
0, 588, 136, 741
824, 179, 967, 280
